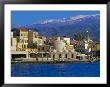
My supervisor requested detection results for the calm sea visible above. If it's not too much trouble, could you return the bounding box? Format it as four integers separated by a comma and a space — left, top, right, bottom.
11, 61, 100, 77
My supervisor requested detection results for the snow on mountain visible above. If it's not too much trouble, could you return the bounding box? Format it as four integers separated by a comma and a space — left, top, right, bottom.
35, 14, 100, 24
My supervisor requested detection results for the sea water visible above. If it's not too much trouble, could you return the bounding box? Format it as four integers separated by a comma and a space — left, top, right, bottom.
11, 61, 100, 77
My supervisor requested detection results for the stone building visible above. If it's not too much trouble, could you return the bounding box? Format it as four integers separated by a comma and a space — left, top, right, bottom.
50, 50, 76, 61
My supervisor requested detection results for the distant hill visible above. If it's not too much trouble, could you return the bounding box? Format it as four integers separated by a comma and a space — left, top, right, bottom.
12, 14, 100, 41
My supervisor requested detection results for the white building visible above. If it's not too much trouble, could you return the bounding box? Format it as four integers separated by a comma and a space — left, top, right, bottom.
11, 32, 17, 51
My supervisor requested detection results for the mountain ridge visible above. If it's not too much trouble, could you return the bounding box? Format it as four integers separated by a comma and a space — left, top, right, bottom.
12, 14, 100, 41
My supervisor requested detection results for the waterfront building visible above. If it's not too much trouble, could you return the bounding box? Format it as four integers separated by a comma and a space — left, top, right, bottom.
12, 28, 29, 51
28, 30, 46, 47
11, 32, 17, 51
28, 30, 34, 48
75, 41, 91, 53
11, 51, 29, 60
54, 39, 65, 52
50, 50, 76, 61
28, 30, 39, 48
11, 28, 100, 62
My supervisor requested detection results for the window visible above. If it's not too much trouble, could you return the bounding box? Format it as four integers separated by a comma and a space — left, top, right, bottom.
43, 53, 46, 57
59, 54, 61, 58
71, 54, 73, 58
65, 54, 67, 58
53, 55, 55, 59
76, 56, 80, 60
44, 41, 46, 44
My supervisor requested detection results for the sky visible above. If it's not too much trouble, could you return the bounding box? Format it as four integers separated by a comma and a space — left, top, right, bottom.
11, 11, 100, 27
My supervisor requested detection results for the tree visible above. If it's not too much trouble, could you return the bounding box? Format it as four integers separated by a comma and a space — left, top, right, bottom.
74, 32, 83, 41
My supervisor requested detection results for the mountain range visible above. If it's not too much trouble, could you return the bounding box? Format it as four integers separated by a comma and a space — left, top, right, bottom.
12, 14, 100, 41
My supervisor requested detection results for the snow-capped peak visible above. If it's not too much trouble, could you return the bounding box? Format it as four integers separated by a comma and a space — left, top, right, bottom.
69, 15, 89, 20
69, 14, 99, 20
35, 14, 100, 24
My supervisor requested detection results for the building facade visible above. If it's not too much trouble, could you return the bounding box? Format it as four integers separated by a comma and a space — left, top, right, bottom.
12, 28, 29, 51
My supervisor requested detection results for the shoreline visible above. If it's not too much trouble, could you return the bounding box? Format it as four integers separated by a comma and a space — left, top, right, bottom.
11, 60, 100, 64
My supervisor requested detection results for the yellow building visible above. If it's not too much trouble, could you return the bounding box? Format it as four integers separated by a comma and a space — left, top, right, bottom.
12, 28, 29, 51
11, 28, 46, 51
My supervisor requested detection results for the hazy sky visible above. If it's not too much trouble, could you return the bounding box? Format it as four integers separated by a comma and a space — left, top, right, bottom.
11, 11, 100, 27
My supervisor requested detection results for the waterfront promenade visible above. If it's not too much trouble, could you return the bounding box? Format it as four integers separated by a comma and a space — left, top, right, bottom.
11, 50, 99, 64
